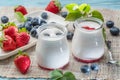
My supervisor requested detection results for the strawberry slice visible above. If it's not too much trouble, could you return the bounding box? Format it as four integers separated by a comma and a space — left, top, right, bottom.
45, 0, 62, 14
14, 5, 28, 15
15, 32, 30, 48
14, 51, 31, 74
1, 35, 17, 51
82, 26, 95, 30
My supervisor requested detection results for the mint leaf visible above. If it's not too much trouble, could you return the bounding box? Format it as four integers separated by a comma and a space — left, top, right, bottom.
102, 28, 106, 40
79, 3, 91, 13
65, 3, 78, 12
91, 10, 104, 22
14, 12, 26, 22
65, 11, 82, 21
49, 69, 63, 80
63, 72, 76, 80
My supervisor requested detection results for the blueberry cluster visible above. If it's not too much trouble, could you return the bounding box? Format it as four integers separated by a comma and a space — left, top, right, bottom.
18, 12, 48, 38
1, 16, 9, 23
106, 20, 120, 36
80, 63, 99, 74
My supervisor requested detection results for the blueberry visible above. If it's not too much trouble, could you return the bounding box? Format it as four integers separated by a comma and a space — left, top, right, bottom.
39, 19, 47, 26
67, 31, 74, 40
34, 25, 40, 29
110, 27, 119, 36
61, 12, 68, 18
90, 64, 99, 71
30, 28, 38, 38
24, 21, 33, 31
80, 65, 91, 74
106, 21, 114, 28
41, 12, 48, 19
26, 17, 33, 21
1, 16, 9, 23
31, 17, 40, 26
18, 24, 24, 29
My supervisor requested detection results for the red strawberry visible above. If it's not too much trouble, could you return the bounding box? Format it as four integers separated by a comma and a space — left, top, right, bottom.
82, 26, 95, 30
14, 51, 31, 74
3, 26, 18, 40
45, 0, 62, 14
14, 5, 28, 15
2, 35, 16, 51
15, 32, 30, 48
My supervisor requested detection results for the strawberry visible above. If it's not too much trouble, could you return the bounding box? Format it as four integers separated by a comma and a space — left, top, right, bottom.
2, 35, 16, 51
3, 26, 18, 40
14, 51, 31, 74
45, 0, 62, 14
15, 32, 30, 48
82, 26, 95, 30
14, 5, 28, 15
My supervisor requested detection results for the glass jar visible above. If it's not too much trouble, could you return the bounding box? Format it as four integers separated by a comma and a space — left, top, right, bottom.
72, 17, 105, 63
36, 23, 70, 70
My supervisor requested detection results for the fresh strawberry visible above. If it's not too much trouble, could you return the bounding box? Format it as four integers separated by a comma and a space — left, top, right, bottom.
45, 0, 62, 14
2, 35, 16, 51
15, 32, 30, 48
82, 26, 95, 30
14, 51, 31, 74
3, 26, 18, 40
14, 5, 28, 15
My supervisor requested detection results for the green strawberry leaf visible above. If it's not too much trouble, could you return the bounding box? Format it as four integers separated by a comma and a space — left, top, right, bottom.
54, 0, 62, 10
14, 12, 26, 22
1, 22, 16, 29
102, 28, 106, 40
91, 10, 104, 22
65, 11, 82, 21
49, 69, 63, 80
79, 3, 91, 13
18, 27, 28, 33
65, 3, 79, 12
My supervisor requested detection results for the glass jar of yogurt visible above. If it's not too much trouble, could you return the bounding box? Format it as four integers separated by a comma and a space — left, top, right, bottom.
72, 17, 105, 63
36, 23, 69, 70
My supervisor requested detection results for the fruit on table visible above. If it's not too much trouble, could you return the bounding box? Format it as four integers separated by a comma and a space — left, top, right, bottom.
90, 63, 99, 71
1, 16, 9, 23
106, 20, 114, 28
45, 0, 62, 14
3, 26, 18, 40
18, 15, 47, 38
61, 12, 68, 18
15, 32, 30, 48
41, 12, 48, 19
24, 21, 33, 31
110, 27, 120, 36
30, 27, 38, 38
80, 65, 91, 74
67, 31, 74, 40
14, 51, 31, 74
1, 35, 16, 51
14, 5, 28, 15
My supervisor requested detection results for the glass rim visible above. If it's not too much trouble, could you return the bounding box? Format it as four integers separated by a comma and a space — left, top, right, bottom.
74, 17, 103, 31
37, 22, 68, 38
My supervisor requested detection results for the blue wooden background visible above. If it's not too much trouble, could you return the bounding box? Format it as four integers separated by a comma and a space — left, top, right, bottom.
0, 0, 120, 9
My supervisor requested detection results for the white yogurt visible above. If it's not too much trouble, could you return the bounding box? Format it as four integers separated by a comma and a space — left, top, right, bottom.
72, 20, 105, 62
36, 27, 69, 69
